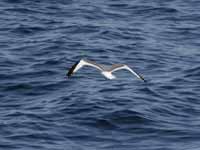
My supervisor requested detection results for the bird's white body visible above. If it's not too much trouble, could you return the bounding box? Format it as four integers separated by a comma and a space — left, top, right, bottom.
101, 71, 116, 79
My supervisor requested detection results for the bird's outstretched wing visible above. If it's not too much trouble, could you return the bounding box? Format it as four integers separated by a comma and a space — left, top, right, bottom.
67, 59, 103, 77
110, 64, 145, 82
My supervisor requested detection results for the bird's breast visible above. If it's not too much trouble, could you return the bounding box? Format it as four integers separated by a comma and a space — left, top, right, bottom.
101, 71, 116, 79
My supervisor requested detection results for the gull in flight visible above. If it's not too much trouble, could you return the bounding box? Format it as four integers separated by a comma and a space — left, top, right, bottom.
67, 59, 145, 81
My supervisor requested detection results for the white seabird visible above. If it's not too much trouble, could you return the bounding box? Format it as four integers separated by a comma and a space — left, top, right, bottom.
67, 59, 145, 81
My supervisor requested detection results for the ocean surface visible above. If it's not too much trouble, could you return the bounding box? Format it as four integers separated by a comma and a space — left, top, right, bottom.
0, 0, 200, 149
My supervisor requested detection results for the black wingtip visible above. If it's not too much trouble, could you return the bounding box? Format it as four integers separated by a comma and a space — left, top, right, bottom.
67, 60, 80, 77
139, 75, 147, 83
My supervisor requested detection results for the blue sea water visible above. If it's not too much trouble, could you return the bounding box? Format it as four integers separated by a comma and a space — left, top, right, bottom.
0, 0, 200, 149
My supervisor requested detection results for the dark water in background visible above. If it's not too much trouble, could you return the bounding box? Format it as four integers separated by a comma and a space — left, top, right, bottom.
0, 0, 200, 149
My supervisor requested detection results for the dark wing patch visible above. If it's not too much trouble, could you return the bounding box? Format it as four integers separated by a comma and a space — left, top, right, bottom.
108, 64, 124, 72
67, 61, 80, 77
84, 59, 104, 70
